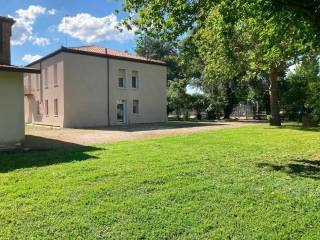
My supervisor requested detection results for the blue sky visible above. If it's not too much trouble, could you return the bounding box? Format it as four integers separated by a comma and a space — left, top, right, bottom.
0, 0, 136, 66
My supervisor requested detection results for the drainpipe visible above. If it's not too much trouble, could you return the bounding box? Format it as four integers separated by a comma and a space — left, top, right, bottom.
106, 49, 110, 127
40, 61, 43, 103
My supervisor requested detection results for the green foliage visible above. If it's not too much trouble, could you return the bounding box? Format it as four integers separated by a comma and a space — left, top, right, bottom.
123, 0, 320, 125
135, 36, 182, 82
1, 125, 320, 238
280, 55, 320, 120
189, 93, 209, 120
167, 79, 189, 117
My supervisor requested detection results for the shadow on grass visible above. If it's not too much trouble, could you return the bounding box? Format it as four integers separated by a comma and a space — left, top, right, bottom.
0, 136, 101, 173
267, 123, 320, 132
257, 159, 320, 180
72, 121, 228, 132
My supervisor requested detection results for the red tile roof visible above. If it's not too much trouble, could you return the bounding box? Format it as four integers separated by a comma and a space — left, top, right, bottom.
67, 46, 166, 65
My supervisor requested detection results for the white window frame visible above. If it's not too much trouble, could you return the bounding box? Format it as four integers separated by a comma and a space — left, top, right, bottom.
36, 101, 40, 115
45, 100, 49, 116
36, 74, 40, 91
53, 64, 58, 87
133, 99, 139, 114
118, 69, 126, 88
54, 98, 58, 116
116, 100, 127, 123
132, 71, 139, 89
25, 74, 32, 92
44, 68, 48, 89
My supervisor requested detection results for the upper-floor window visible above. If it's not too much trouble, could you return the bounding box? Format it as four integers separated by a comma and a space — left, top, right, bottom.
132, 71, 139, 89
44, 68, 48, 89
27, 75, 32, 90
118, 69, 126, 88
36, 74, 40, 91
53, 64, 58, 87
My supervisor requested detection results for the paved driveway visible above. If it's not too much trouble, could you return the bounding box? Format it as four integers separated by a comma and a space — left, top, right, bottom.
25, 121, 261, 149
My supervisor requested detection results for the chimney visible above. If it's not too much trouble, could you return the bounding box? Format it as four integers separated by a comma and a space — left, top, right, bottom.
0, 16, 15, 65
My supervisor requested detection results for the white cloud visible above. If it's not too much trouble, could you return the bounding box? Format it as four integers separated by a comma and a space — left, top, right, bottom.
22, 54, 42, 63
58, 13, 135, 43
48, 9, 56, 15
10, 5, 53, 46
32, 37, 50, 46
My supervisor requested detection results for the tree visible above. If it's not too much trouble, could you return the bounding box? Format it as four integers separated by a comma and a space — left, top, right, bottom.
167, 79, 189, 119
272, 0, 320, 28
189, 94, 209, 120
135, 36, 181, 81
280, 55, 320, 122
122, 0, 319, 125
196, 1, 317, 125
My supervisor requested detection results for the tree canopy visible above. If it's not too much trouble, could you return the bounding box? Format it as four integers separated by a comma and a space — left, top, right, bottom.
122, 0, 320, 125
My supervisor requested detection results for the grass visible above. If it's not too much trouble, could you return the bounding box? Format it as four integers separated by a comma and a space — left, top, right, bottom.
0, 124, 320, 239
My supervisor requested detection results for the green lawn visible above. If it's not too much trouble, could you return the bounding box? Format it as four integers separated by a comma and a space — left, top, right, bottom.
0, 124, 320, 239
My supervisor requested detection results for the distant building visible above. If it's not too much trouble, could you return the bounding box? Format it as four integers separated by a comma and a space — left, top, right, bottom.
24, 46, 167, 128
0, 16, 39, 149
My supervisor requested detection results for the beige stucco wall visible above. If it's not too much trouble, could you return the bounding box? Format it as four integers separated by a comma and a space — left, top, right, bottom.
0, 71, 25, 146
109, 59, 167, 125
63, 52, 109, 128
63, 52, 167, 127
24, 53, 64, 127
24, 51, 167, 128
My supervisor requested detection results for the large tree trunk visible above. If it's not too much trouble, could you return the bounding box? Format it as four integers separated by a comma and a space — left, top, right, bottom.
269, 68, 281, 126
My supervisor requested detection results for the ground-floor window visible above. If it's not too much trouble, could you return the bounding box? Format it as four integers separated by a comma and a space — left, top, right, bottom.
133, 99, 139, 114
117, 101, 125, 122
54, 98, 58, 116
36, 101, 40, 115
45, 100, 49, 116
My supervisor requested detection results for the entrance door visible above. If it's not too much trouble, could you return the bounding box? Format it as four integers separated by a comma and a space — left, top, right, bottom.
117, 101, 126, 123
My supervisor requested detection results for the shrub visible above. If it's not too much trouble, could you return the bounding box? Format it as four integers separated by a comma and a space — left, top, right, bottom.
267, 115, 273, 123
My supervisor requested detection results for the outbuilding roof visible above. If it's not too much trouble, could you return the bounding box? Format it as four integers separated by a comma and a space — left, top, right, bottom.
0, 64, 40, 74
26, 46, 167, 67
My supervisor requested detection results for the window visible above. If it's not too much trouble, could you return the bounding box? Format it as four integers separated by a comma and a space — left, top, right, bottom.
36, 101, 40, 115
24, 75, 31, 93
53, 64, 58, 87
45, 100, 49, 116
132, 71, 139, 88
36, 74, 40, 91
28, 74, 31, 89
118, 69, 126, 88
54, 98, 58, 116
133, 100, 139, 114
44, 68, 48, 89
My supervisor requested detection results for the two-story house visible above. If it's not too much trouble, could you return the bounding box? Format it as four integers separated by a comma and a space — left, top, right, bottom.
24, 46, 167, 128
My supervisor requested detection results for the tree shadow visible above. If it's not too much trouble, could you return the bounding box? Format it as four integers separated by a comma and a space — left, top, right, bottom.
72, 121, 228, 132
0, 136, 101, 173
257, 159, 320, 180
270, 124, 320, 132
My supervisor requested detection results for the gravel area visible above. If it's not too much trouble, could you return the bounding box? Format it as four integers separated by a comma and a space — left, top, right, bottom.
24, 121, 262, 149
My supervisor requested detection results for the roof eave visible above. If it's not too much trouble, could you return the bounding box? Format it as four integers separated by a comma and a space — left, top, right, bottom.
26, 47, 168, 67
0, 65, 41, 74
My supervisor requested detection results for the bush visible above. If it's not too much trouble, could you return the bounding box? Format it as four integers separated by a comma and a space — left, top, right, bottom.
302, 114, 318, 127
267, 115, 273, 123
